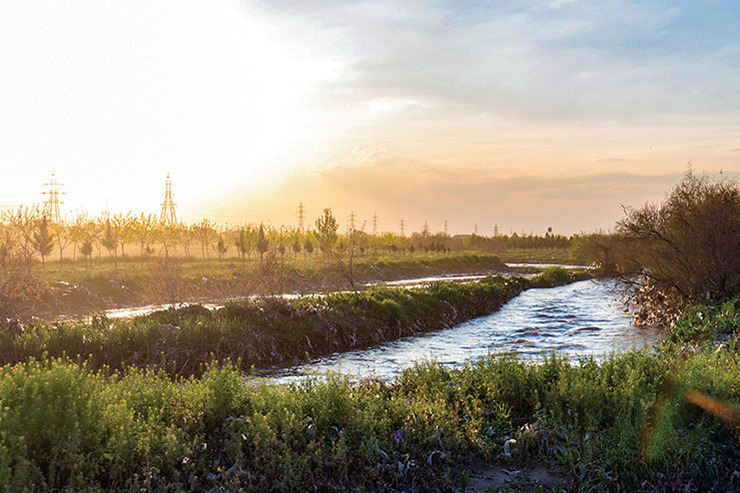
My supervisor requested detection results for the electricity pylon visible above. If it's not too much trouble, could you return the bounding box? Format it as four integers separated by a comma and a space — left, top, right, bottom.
160, 173, 177, 225
42, 172, 65, 222
297, 202, 306, 232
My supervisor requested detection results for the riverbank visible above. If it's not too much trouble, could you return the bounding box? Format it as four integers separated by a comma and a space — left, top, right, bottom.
1, 298, 737, 492
270, 278, 662, 384
33, 252, 511, 319
1, 268, 587, 376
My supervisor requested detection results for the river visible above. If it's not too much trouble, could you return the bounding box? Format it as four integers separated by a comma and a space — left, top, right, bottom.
97, 262, 588, 319
263, 279, 663, 384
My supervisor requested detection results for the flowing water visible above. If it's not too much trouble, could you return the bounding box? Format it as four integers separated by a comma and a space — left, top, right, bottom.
264, 279, 663, 384
96, 263, 587, 320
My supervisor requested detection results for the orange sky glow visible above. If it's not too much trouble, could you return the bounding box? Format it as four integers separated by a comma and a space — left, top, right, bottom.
1, 1, 738, 235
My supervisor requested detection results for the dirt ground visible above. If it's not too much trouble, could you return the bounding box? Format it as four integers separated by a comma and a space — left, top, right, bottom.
464, 458, 567, 492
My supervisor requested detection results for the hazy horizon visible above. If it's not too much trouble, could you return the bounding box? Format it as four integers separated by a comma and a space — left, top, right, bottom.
1, 1, 738, 235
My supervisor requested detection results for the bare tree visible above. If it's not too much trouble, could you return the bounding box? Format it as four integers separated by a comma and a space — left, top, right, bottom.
113, 213, 133, 260
146, 254, 185, 312
0, 236, 45, 325
52, 216, 71, 271
618, 171, 740, 305
133, 213, 156, 265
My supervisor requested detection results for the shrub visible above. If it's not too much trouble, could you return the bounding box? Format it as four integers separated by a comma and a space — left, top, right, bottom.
617, 171, 740, 304
535, 266, 571, 287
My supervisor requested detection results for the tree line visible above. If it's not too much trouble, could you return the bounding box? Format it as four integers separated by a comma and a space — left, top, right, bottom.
0, 206, 573, 273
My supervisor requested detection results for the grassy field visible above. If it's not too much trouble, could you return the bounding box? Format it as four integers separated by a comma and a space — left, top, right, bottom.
32, 252, 516, 317
39, 249, 580, 294
0, 297, 737, 491
41, 251, 508, 284
497, 249, 575, 265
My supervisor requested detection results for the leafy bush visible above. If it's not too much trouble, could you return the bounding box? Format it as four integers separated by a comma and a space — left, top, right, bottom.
534, 266, 571, 287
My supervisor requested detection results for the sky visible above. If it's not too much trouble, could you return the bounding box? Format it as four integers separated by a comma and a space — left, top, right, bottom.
0, 1, 738, 235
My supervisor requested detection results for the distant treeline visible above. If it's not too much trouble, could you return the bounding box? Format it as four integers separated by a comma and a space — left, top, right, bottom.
0, 206, 573, 270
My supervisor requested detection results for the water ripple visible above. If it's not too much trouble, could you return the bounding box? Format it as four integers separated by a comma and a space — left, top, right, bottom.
265, 280, 663, 384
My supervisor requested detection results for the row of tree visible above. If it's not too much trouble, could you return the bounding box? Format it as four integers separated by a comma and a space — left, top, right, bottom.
0, 206, 572, 272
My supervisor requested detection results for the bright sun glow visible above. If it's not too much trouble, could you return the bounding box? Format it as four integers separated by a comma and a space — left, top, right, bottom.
0, 0, 344, 220
0, 1, 738, 234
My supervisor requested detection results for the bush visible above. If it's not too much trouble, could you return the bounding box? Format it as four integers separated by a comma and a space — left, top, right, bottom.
618, 171, 740, 304
535, 266, 571, 287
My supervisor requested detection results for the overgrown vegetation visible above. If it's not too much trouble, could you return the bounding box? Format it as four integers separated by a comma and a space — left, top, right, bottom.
618, 171, 739, 304
0, 202, 575, 320
0, 271, 584, 376
0, 298, 737, 492
568, 172, 740, 325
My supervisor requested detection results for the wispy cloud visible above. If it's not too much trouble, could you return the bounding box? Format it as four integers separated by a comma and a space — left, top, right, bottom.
253, 1, 740, 122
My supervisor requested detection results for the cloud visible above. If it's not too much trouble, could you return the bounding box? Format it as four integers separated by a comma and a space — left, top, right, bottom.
251, 1, 740, 122
217, 155, 711, 234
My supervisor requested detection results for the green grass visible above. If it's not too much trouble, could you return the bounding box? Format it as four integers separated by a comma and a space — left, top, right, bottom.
2, 275, 737, 491
2, 271, 583, 376
498, 249, 575, 265
35, 252, 509, 315
0, 316, 737, 491
41, 252, 506, 286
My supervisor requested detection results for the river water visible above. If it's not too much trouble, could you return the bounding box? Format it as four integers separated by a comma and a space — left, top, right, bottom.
264, 279, 663, 384
98, 263, 586, 320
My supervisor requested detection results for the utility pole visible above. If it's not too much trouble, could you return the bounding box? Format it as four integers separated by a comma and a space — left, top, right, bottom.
372, 213, 378, 235
297, 202, 306, 232
399, 218, 405, 237
159, 173, 177, 225
42, 171, 65, 222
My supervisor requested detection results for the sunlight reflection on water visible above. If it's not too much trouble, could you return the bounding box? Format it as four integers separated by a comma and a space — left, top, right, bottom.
264, 279, 662, 384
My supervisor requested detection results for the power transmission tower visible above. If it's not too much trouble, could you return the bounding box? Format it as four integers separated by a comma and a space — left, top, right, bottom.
399, 218, 405, 237
474, 224, 478, 235
443, 219, 448, 235
494, 224, 499, 237
348, 211, 356, 231
42, 172, 65, 222
372, 213, 378, 235
422, 220, 430, 236
297, 202, 306, 232
160, 173, 177, 225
